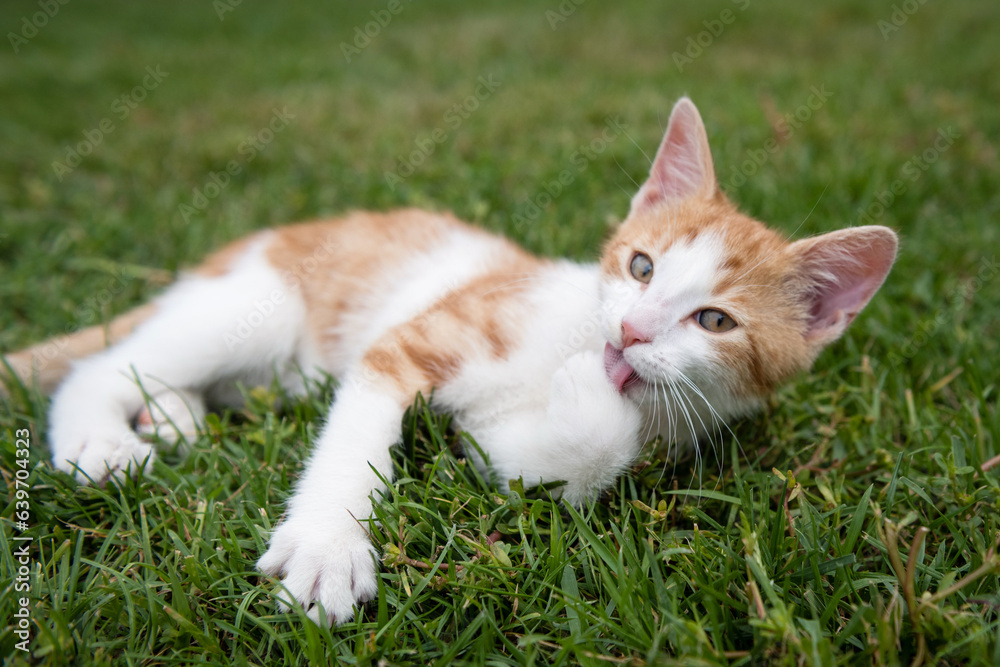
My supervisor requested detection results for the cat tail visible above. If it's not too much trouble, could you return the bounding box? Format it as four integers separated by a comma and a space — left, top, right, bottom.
1, 303, 157, 396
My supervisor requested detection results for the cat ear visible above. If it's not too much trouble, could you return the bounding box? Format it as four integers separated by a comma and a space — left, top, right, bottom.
629, 97, 718, 216
789, 226, 898, 346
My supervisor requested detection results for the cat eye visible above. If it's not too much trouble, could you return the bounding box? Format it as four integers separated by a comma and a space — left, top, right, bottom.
629, 252, 653, 283
697, 309, 738, 333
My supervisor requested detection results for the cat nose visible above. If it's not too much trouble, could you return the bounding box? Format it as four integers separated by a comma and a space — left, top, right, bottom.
621, 320, 651, 348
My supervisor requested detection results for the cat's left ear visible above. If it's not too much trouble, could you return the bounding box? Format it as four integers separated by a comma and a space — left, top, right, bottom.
789, 226, 898, 347
629, 97, 718, 216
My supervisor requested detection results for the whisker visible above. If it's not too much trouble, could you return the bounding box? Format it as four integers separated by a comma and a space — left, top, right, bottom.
647, 381, 668, 489
676, 374, 724, 454
619, 124, 655, 168
673, 379, 715, 499
666, 378, 700, 492
658, 380, 681, 486
614, 154, 642, 192
676, 371, 749, 486
677, 372, 741, 445
653, 381, 663, 453
638, 379, 658, 449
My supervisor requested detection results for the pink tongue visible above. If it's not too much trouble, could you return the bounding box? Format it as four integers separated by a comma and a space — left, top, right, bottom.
604, 342, 637, 394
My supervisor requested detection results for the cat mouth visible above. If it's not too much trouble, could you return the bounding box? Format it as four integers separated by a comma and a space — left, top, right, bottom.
604, 342, 644, 394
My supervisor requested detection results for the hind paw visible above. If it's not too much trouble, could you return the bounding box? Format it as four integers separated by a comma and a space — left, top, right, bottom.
135, 389, 205, 445
54, 425, 156, 484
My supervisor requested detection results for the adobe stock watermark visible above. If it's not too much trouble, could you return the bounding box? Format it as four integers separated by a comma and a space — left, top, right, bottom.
888, 255, 997, 368
672, 0, 751, 72
856, 126, 958, 225
50, 65, 169, 181
511, 116, 629, 230
723, 85, 832, 191
11, 427, 34, 653
383, 74, 502, 191
178, 107, 296, 222
213, 0, 245, 20
223, 291, 289, 351
878, 0, 931, 39
8, 0, 70, 53
545, 0, 586, 29
340, 0, 413, 62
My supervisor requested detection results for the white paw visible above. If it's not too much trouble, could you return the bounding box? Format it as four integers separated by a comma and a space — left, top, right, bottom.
551, 351, 624, 412
548, 352, 644, 504
52, 425, 156, 484
135, 389, 205, 445
258, 517, 378, 626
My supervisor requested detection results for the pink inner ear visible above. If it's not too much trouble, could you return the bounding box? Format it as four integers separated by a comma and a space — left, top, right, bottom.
630, 98, 716, 215
650, 110, 707, 198
799, 227, 898, 341
808, 267, 881, 330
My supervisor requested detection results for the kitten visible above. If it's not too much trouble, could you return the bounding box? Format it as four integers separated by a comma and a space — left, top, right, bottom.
3, 98, 897, 626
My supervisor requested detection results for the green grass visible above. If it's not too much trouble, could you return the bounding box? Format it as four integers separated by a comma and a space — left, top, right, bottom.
2, 0, 999, 664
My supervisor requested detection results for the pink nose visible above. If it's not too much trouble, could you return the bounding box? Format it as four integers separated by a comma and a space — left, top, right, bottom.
621, 320, 650, 348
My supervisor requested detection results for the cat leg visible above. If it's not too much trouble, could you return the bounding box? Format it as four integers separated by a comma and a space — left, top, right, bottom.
49, 253, 306, 483
257, 376, 406, 626
481, 350, 646, 506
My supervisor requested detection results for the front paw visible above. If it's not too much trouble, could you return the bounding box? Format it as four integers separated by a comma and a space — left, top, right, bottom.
552, 350, 625, 408
550, 352, 641, 432
548, 352, 645, 504
258, 517, 378, 626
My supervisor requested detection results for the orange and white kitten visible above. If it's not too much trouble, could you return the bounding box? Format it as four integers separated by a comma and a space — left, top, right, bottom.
5, 98, 897, 626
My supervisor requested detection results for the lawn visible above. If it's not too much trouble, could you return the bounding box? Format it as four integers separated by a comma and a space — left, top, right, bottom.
1, 0, 999, 664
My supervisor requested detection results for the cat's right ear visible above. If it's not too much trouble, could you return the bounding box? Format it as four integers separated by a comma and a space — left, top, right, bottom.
629, 97, 718, 216
789, 225, 899, 348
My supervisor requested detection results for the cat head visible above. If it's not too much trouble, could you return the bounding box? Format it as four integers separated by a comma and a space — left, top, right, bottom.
599, 98, 897, 424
